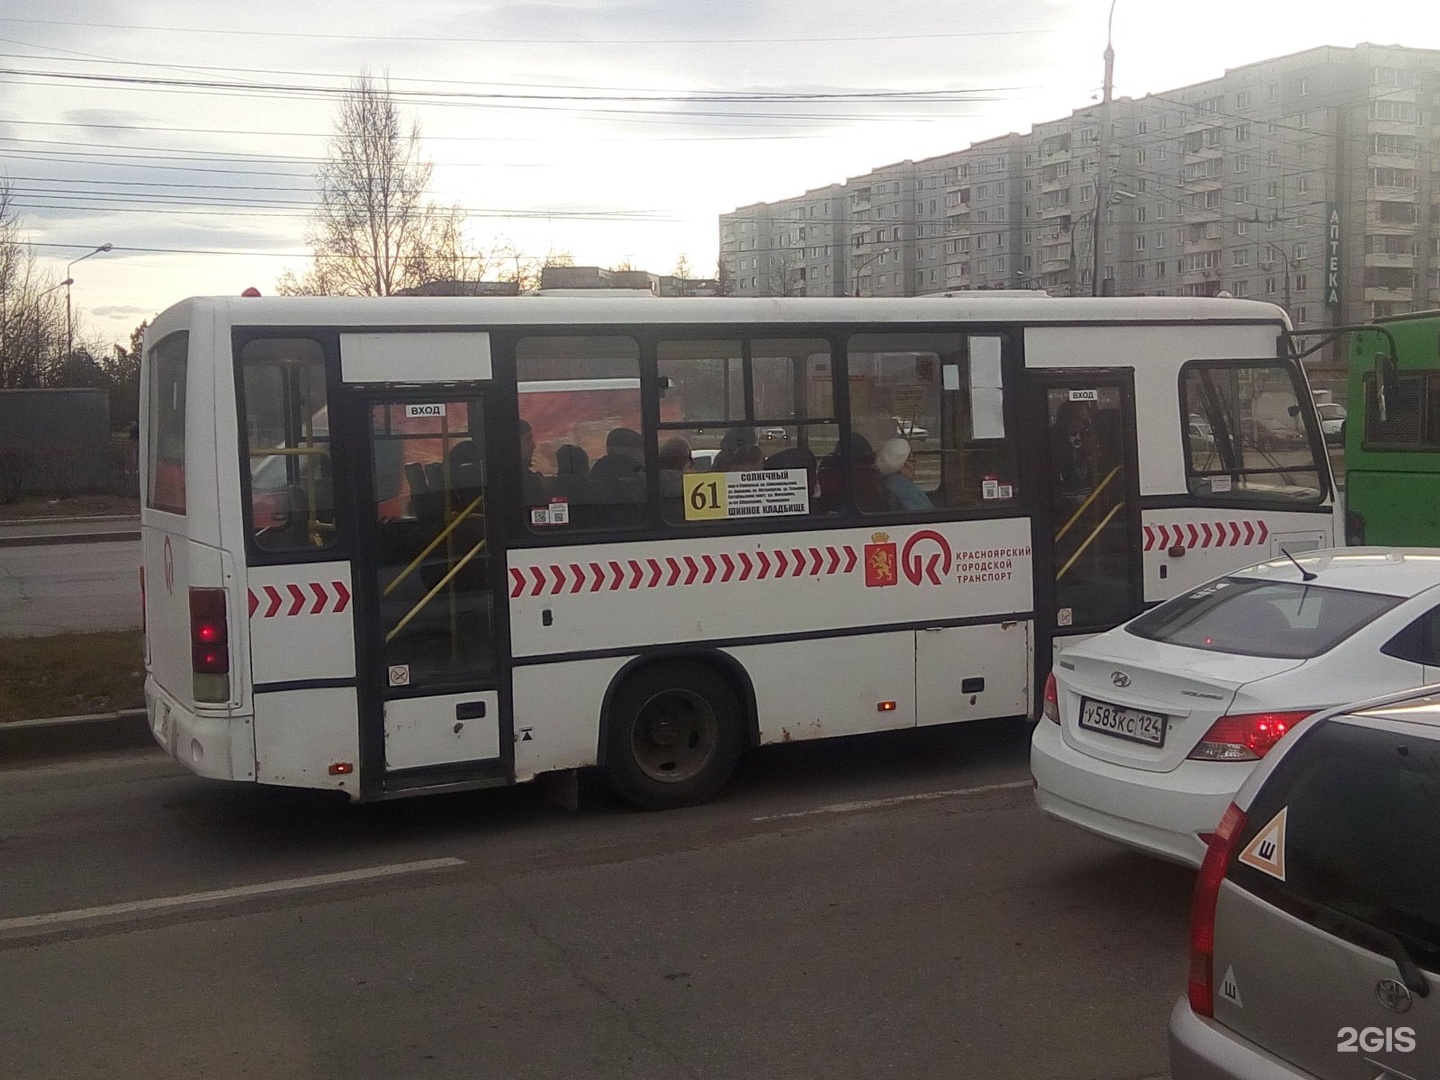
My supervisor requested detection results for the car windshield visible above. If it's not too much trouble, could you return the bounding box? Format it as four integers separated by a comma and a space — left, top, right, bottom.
1125, 576, 1404, 659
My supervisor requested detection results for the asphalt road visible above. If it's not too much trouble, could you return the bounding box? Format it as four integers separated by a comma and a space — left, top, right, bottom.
0, 721, 1187, 1080
0, 537, 140, 635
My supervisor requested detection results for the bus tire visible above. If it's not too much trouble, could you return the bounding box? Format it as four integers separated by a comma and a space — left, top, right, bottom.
605, 661, 743, 810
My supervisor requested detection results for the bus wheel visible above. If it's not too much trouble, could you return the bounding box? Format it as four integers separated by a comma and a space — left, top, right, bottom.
605, 661, 743, 810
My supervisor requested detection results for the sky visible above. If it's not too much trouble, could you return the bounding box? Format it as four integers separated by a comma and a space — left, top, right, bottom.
2, 0, 1437, 347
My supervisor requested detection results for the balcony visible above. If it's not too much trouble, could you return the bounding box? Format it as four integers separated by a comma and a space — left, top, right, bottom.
1364, 252, 1415, 269
1367, 203, 1419, 228
1363, 286, 1414, 303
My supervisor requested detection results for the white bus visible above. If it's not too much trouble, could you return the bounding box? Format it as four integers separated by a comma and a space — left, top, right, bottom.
140, 294, 1336, 806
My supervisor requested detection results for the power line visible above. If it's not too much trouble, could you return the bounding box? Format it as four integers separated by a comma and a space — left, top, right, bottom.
0, 15, 1049, 46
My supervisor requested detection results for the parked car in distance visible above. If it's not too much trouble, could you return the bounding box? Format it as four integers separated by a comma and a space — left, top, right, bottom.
1169, 684, 1439, 1079
690, 448, 719, 471
759, 427, 788, 441
1031, 548, 1440, 867
1188, 415, 1216, 453
892, 416, 929, 441
1315, 401, 1347, 446
1240, 416, 1305, 451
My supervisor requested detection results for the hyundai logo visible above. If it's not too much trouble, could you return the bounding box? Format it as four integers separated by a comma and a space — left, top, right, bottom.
1110, 671, 1131, 688
1376, 979, 1413, 1013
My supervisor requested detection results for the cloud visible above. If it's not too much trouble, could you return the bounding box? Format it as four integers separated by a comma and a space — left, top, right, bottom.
92, 305, 151, 317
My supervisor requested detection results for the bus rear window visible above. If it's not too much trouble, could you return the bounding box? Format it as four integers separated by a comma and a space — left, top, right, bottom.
146, 331, 189, 515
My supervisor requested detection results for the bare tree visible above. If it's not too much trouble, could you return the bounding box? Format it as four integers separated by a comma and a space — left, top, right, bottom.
282, 73, 462, 296
404, 203, 494, 288
0, 185, 68, 388
493, 239, 573, 293
672, 253, 694, 296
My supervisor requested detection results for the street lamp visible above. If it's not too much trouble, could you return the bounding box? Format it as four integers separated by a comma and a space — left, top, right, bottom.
1264, 241, 1304, 321
39, 277, 74, 299
850, 246, 893, 296
1092, 0, 1119, 296
66, 243, 112, 359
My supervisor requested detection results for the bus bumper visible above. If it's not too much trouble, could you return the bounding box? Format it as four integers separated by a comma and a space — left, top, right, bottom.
146, 677, 254, 782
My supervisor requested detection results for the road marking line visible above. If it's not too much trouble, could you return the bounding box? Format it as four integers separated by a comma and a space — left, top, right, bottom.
0, 857, 466, 934
752, 779, 1033, 822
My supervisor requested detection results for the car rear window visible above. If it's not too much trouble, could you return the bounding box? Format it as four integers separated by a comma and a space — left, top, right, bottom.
1227, 720, 1440, 972
1125, 577, 1403, 659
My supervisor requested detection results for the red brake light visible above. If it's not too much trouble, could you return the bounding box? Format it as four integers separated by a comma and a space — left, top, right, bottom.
1043, 671, 1059, 723
188, 587, 229, 675
1188, 802, 1247, 1016
1187, 711, 1309, 761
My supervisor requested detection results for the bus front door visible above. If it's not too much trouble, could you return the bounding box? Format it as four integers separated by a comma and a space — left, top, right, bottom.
354, 393, 507, 795
1031, 372, 1144, 662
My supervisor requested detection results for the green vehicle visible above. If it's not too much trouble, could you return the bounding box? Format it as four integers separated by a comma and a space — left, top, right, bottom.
1343, 310, 1440, 545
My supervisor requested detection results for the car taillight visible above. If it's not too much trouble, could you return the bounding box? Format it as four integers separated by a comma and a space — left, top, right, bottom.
1043, 671, 1059, 724
189, 587, 230, 703
1188, 801, 1247, 1016
1187, 711, 1310, 761
1345, 509, 1365, 546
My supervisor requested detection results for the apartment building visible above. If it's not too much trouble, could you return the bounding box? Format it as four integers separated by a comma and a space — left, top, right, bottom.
719, 43, 1440, 336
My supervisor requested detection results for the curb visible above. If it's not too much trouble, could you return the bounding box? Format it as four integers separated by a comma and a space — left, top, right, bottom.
0, 530, 140, 548
0, 709, 154, 761
0, 515, 140, 527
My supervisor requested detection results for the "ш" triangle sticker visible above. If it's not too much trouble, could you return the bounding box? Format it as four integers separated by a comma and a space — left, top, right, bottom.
1237, 806, 1287, 881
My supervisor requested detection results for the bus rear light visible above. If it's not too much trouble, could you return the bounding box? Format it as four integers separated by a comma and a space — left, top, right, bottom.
189, 587, 231, 702
1187, 711, 1309, 761
1043, 671, 1059, 724
1189, 801, 1247, 1017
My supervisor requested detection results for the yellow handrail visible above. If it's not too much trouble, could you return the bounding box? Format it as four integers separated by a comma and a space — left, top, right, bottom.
385, 538, 486, 643
1054, 465, 1121, 543
1056, 501, 1122, 582
382, 494, 485, 597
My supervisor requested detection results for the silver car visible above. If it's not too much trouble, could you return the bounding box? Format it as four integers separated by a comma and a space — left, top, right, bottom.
1169, 685, 1439, 1078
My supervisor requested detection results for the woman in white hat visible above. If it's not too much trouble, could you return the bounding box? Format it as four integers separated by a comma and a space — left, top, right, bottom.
875, 437, 933, 511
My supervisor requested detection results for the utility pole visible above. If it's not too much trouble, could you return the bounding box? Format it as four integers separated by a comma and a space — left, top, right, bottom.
1091, 0, 1117, 296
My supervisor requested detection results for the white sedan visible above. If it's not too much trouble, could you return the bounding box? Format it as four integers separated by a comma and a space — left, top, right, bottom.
1031, 548, 1440, 867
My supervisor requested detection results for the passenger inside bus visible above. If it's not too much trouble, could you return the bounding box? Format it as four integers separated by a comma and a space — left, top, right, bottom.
518, 419, 549, 506
710, 426, 761, 472
1051, 399, 1099, 496
658, 436, 694, 498
555, 443, 590, 477
591, 427, 645, 477
875, 437, 933, 511
763, 446, 818, 499
815, 433, 887, 513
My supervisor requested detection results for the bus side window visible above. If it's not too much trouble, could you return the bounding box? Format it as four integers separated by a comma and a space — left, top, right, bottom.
239, 337, 337, 552
515, 335, 645, 532
844, 332, 1017, 512
654, 337, 839, 525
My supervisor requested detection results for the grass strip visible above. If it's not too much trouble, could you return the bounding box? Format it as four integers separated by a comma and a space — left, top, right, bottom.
0, 630, 144, 723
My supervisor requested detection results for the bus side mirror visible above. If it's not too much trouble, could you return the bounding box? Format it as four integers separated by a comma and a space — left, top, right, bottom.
1377, 351, 1398, 423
